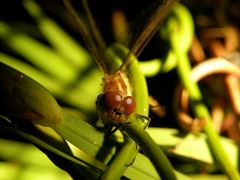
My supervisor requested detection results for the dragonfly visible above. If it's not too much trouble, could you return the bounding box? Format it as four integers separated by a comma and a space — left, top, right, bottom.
63, 0, 178, 128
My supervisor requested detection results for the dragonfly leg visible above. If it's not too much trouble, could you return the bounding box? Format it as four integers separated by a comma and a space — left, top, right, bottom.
104, 125, 115, 138
149, 95, 166, 117
125, 154, 138, 167
105, 123, 127, 136
135, 114, 151, 129
110, 124, 122, 134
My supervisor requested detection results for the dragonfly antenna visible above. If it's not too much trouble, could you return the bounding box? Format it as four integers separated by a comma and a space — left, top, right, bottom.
63, 0, 110, 73
119, 0, 179, 71
81, 0, 107, 51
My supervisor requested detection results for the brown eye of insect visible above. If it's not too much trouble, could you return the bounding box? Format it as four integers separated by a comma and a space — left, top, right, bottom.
103, 91, 122, 110
122, 96, 136, 115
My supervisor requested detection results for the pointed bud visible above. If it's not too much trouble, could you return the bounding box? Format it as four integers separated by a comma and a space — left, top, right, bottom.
0, 62, 62, 126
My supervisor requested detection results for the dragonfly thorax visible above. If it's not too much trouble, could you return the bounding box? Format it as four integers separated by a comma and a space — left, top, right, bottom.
102, 71, 131, 97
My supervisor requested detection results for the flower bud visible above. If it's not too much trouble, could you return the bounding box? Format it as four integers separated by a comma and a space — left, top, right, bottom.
0, 62, 62, 126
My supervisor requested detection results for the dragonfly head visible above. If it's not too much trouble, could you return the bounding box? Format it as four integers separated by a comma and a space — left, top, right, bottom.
96, 91, 136, 125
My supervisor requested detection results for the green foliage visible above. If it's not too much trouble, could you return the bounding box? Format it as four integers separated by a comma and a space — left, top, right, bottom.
0, 0, 239, 179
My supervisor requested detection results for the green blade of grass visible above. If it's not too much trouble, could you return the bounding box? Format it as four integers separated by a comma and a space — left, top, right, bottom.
0, 116, 105, 173
0, 53, 64, 95
0, 21, 77, 83
23, 0, 92, 69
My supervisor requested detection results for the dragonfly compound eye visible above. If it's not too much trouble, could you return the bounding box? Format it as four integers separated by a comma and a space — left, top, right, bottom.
122, 96, 136, 115
103, 91, 122, 110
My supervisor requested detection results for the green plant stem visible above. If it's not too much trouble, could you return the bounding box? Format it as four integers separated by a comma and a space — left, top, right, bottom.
175, 47, 240, 180
99, 137, 137, 180
166, 4, 239, 178
102, 44, 176, 179
122, 123, 177, 180
99, 44, 149, 179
